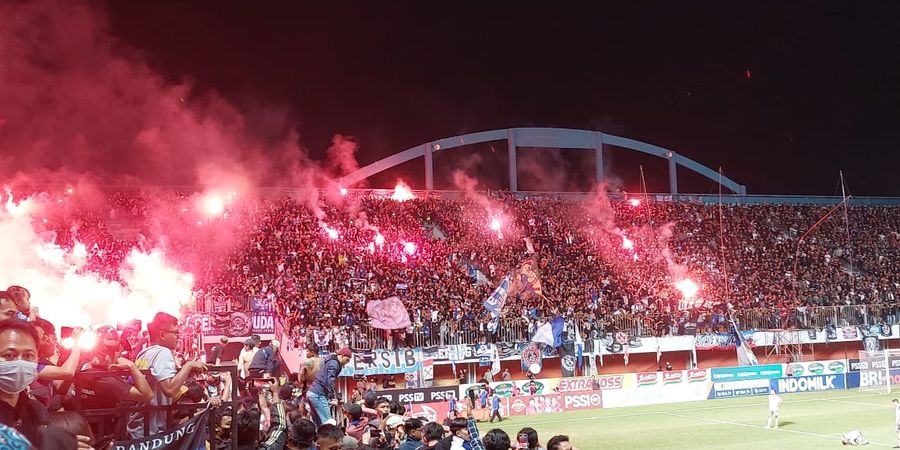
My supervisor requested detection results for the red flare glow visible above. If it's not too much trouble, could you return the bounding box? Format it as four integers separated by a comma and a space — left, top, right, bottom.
629, 198, 641, 207
675, 279, 700, 299
325, 227, 339, 240
622, 236, 634, 250
403, 242, 417, 255
374, 233, 385, 246
391, 181, 415, 202
489, 218, 501, 231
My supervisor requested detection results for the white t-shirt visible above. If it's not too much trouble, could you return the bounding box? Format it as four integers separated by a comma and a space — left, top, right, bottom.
128, 345, 177, 438
843, 430, 866, 445
768, 393, 782, 411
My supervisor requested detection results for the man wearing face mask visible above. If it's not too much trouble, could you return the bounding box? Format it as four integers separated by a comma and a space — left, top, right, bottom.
0, 319, 49, 443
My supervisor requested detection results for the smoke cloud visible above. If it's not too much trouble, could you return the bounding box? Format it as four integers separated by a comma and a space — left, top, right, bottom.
0, 0, 340, 325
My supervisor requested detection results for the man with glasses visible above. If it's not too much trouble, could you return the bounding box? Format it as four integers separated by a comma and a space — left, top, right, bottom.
127, 312, 207, 438
397, 418, 424, 450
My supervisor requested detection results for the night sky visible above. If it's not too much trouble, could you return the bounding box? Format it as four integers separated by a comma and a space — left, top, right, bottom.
106, 2, 900, 196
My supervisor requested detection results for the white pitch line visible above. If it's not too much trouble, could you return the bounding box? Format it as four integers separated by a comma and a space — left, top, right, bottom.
661, 411, 895, 448
824, 398, 893, 409
484, 392, 889, 429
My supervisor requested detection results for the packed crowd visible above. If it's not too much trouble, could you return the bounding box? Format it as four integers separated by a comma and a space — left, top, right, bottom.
0, 285, 576, 450
206, 193, 899, 346
30, 190, 900, 348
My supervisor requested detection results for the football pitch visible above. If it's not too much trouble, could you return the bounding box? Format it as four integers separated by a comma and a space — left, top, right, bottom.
475, 390, 898, 449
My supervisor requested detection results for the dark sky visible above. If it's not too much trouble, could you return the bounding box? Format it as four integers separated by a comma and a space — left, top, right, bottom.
106, 2, 900, 196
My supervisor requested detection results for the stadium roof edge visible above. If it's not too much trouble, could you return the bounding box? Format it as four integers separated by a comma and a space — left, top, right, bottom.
338, 127, 749, 195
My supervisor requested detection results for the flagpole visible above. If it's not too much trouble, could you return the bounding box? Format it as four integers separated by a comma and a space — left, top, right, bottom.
718, 167, 729, 300
839, 171, 855, 293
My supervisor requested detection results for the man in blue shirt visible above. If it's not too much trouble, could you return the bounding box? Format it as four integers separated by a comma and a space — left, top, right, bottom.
489, 392, 503, 423
248, 339, 280, 379
307, 348, 352, 426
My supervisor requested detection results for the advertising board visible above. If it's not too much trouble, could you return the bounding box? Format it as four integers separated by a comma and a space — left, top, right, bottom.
787, 360, 847, 377
846, 369, 900, 388
770, 374, 846, 393
710, 364, 783, 382
377, 386, 460, 405
707, 379, 770, 399
460, 374, 633, 399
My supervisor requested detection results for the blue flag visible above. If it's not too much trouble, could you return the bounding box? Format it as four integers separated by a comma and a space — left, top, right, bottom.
483, 276, 510, 317
551, 316, 565, 348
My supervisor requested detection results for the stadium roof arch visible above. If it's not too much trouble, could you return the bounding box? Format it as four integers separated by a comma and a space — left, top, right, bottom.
339, 127, 747, 195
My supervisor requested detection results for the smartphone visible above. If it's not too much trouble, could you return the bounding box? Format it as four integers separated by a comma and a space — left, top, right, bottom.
517, 434, 529, 448
370, 428, 382, 439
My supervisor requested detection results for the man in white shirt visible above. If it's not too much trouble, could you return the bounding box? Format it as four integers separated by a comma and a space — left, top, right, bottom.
766, 390, 783, 429
127, 313, 206, 438
841, 430, 868, 446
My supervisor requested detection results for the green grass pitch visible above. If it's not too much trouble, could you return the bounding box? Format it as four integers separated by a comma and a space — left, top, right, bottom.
472, 390, 899, 449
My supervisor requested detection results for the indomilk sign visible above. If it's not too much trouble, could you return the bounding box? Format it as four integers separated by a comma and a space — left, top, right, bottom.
773, 375, 844, 393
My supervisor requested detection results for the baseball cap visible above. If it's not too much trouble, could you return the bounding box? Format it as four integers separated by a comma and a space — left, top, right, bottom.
385, 415, 404, 429
337, 347, 352, 357
341, 436, 359, 449
271, 339, 280, 348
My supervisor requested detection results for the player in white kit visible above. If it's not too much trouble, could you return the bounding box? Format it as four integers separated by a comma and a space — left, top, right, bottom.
766, 390, 783, 429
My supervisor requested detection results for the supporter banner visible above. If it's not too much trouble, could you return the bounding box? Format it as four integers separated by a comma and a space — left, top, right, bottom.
113, 409, 209, 450
694, 330, 756, 351
770, 374, 846, 394
340, 348, 421, 376
251, 296, 274, 312
710, 364, 782, 382
251, 312, 276, 334
366, 296, 411, 330
559, 343, 577, 377
378, 385, 459, 405
185, 312, 252, 338
421, 343, 507, 362
787, 360, 847, 377
707, 379, 771, 399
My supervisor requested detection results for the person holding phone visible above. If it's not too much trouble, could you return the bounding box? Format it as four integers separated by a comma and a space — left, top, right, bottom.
126, 312, 207, 438
515, 428, 543, 450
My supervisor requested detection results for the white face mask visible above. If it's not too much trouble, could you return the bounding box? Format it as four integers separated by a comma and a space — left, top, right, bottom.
0, 360, 38, 394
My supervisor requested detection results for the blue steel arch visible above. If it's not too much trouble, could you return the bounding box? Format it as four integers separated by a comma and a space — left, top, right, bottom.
339, 128, 747, 195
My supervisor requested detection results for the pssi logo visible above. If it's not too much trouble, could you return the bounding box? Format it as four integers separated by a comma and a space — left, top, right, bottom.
563, 393, 602, 409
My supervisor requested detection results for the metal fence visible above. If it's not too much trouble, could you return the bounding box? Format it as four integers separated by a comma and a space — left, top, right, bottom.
72, 365, 240, 449
335, 304, 899, 349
